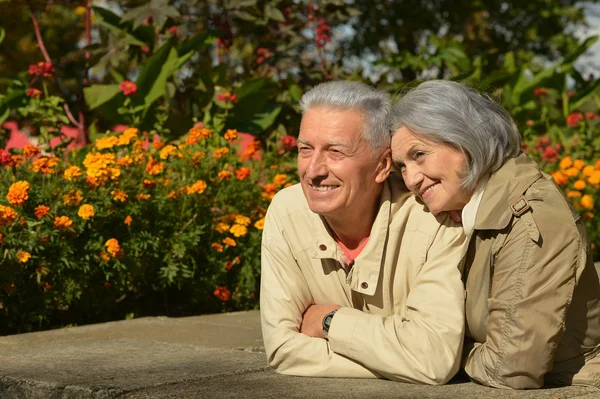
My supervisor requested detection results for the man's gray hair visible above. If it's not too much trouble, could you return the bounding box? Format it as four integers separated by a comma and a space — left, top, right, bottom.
299, 81, 391, 153
390, 80, 521, 191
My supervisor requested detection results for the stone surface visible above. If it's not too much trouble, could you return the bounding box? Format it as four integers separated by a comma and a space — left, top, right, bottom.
0, 310, 598, 399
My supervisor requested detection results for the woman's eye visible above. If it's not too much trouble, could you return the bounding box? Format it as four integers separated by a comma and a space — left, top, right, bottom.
414, 151, 425, 159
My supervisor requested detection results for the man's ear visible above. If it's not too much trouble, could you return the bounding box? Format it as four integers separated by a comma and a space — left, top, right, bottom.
375, 148, 392, 183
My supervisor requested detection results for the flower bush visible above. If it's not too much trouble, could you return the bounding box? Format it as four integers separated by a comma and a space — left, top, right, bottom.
0, 125, 297, 334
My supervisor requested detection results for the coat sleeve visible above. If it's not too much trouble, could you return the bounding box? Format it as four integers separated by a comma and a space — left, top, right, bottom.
463, 207, 581, 389
260, 205, 381, 379
327, 218, 467, 384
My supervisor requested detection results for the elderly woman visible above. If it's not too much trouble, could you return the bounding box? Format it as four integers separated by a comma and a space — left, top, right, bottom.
389, 80, 600, 389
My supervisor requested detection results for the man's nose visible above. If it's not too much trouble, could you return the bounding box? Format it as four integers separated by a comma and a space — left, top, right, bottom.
306, 152, 328, 179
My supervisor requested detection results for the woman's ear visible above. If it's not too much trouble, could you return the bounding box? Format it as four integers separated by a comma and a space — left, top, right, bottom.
375, 148, 392, 183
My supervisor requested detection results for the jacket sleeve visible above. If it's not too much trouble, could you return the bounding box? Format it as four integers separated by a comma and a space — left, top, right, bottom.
260, 206, 381, 379
327, 218, 467, 384
463, 208, 581, 389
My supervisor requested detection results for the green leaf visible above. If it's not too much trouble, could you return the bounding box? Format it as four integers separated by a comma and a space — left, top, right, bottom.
0, 28, 5, 45
0, 106, 9, 126
265, 4, 285, 22
563, 36, 599, 66
178, 32, 215, 57
93, 6, 148, 47
569, 79, 600, 112
289, 84, 303, 102
121, 0, 180, 30
249, 104, 282, 130
136, 45, 179, 107
83, 84, 121, 110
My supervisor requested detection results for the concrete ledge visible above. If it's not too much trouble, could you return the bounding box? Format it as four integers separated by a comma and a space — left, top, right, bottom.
0, 311, 598, 398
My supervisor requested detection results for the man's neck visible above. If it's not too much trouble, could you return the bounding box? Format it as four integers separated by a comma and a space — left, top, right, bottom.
325, 201, 379, 250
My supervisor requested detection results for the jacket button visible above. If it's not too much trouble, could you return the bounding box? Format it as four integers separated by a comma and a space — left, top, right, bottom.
319, 244, 327, 251
361, 282, 368, 289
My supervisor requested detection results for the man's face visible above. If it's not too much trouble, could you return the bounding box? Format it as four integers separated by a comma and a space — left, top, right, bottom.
297, 106, 390, 222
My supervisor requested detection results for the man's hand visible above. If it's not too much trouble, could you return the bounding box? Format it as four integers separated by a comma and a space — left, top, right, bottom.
300, 304, 341, 339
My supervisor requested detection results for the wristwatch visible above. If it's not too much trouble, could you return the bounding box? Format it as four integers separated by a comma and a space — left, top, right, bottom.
322, 309, 337, 338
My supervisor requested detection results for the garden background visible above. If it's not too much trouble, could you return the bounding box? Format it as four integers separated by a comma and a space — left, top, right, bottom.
1, 0, 600, 335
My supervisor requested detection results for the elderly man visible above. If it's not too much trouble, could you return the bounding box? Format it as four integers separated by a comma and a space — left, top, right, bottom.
259, 81, 466, 384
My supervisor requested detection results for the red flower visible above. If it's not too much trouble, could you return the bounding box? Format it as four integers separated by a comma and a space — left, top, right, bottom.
213, 285, 231, 301
533, 88, 548, 96
585, 112, 598, 120
168, 26, 179, 36
0, 149, 13, 166
141, 45, 150, 54
215, 91, 238, 103
119, 81, 137, 96
525, 120, 535, 127
541, 147, 559, 163
28, 62, 54, 77
256, 47, 272, 64
280, 135, 297, 151
566, 112, 583, 127
27, 88, 42, 99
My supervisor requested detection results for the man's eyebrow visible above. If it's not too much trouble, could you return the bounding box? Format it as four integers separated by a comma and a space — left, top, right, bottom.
297, 139, 350, 148
297, 138, 310, 145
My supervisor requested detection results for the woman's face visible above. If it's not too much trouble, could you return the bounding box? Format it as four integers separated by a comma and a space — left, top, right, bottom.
390, 126, 473, 215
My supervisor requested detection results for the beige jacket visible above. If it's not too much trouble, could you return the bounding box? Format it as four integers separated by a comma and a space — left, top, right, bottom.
462, 153, 600, 389
260, 176, 467, 384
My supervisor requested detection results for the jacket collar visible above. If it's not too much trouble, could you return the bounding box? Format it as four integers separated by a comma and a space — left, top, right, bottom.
474, 153, 542, 230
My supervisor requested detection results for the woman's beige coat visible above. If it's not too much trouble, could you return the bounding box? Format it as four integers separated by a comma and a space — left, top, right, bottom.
462, 153, 600, 389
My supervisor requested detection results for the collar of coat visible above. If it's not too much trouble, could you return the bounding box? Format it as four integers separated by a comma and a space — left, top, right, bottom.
474, 152, 542, 231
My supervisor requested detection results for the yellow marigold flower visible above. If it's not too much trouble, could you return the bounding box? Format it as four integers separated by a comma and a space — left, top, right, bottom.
95, 136, 119, 150
111, 190, 128, 202
160, 145, 176, 160
54, 215, 73, 230
34, 205, 50, 219
145, 159, 165, 175
136, 193, 151, 200
167, 191, 179, 199
105, 238, 121, 257
77, 204, 95, 220
0, 205, 17, 227
565, 167, 580, 177
23, 145, 41, 158
229, 224, 248, 237
213, 148, 229, 159
589, 171, 600, 185
211, 242, 224, 252
574, 180, 587, 190
63, 190, 83, 206
224, 129, 238, 142
117, 128, 138, 145
273, 174, 287, 186
254, 218, 265, 230
568, 190, 582, 198
32, 156, 59, 174
100, 251, 111, 262
234, 215, 251, 226
573, 159, 585, 170
560, 156, 573, 170
215, 223, 230, 233
222, 237, 236, 247
86, 176, 102, 188
83, 152, 119, 185
581, 194, 594, 210
7, 181, 30, 206
187, 180, 207, 195
74, 5, 86, 15
117, 155, 133, 167
124, 215, 132, 226
218, 170, 232, 180
583, 165, 596, 177
16, 250, 31, 263
63, 166, 82, 181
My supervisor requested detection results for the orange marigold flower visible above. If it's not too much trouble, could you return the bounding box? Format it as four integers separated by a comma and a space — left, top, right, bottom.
573, 160, 585, 170
95, 135, 119, 150
254, 218, 265, 230
117, 155, 134, 167
0, 205, 17, 227
584, 212, 595, 221
16, 250, 31, 263
111, 190, 128, 202
117, 128, 138, 145
273, 174, 287, 186
86, 176, 102, 188
222, 237, 236, 247
187, 180, 207, 195
224, 129, 238, 142
213, 147, 229, 159
596, 160, 600, 170
105, 238, 121, 257
218, 170, 232, 180
124, 216, 132, 226
167, 191, 179, 199
211, 242, 224, 252
145, 159, 165, 175
159, 144, 181, 160
77, 204, 95, 220
54, 215, 73, 230
143, 179, 156, 189
33, 157, 58, 175
574, 180, 587, 190
568, 190, 582, 198
235, 167, 251, 180
186, 127, 212, 145
241, 140, 261, 160
135, 193, 151, 200
23, 145, 41, 158
11, 154, 24, 167
7, 181, 30, 206
34, 205, 50, 219
565, 167, 580, 177
589, 171, 600, 185
213, 285, 231, 301
192, 151, 206, 166
234, 215, 251, 226
83, 152, 120, 184
559, 156, 573, 170
63, 190, 83, 206
63, 166, 82, 181
229, 224, 248, 237
583, 165, 595, 177
215, 223, 230, 233
100, 251, 111, 262
581, 194, 594, 210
